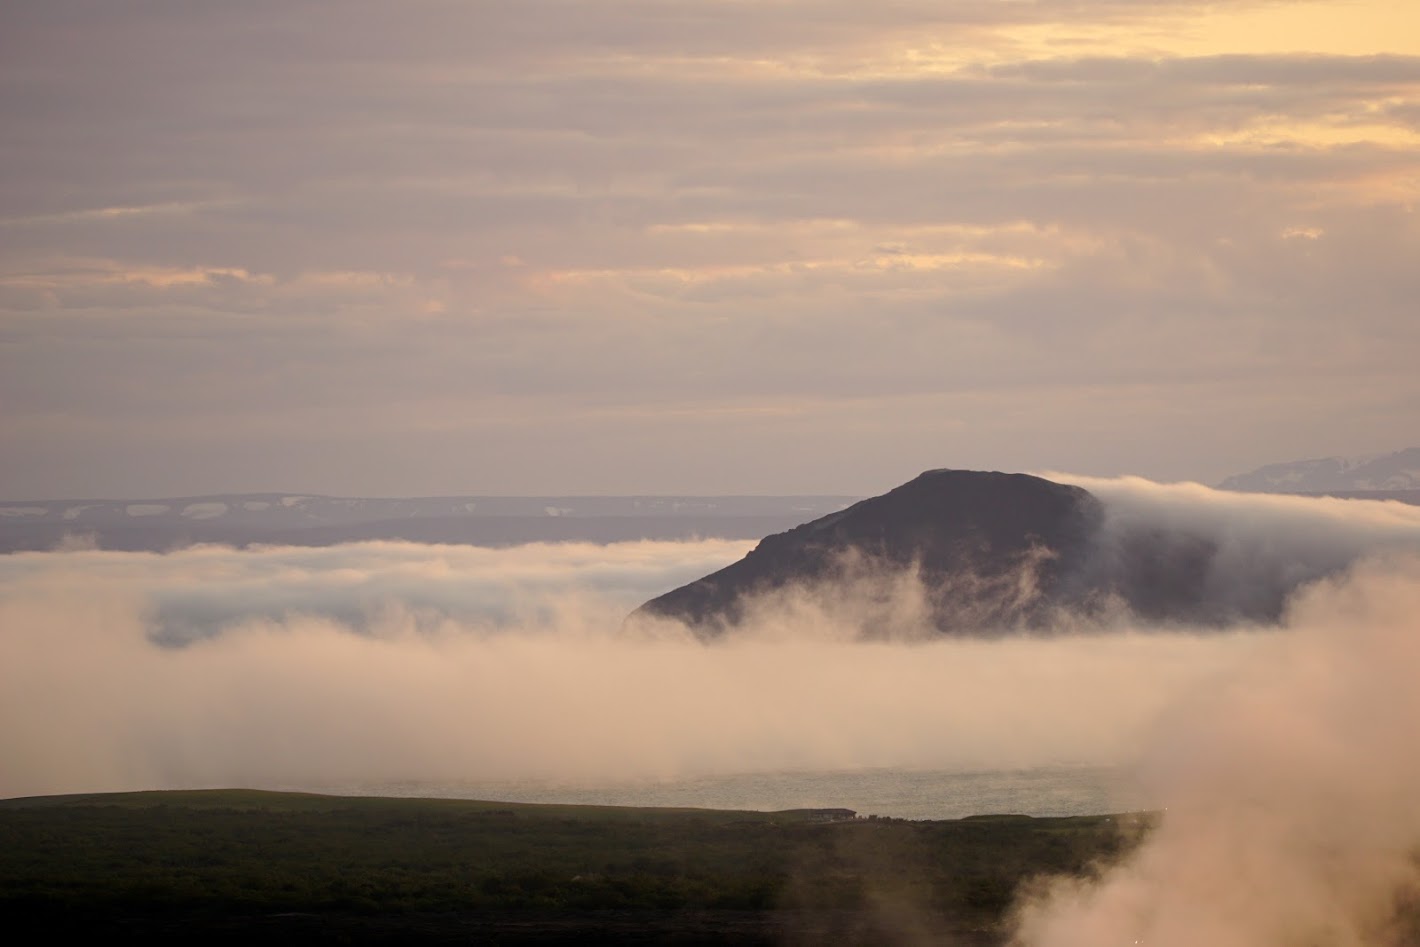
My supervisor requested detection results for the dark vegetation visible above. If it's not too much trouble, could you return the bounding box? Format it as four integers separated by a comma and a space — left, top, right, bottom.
0, 789, 1150, 944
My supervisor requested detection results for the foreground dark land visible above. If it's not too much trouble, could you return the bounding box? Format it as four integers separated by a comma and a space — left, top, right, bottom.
0, 789, 1148, 944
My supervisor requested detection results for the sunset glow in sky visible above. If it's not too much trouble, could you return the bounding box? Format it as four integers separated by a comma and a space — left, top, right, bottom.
2, 0, 1417, 496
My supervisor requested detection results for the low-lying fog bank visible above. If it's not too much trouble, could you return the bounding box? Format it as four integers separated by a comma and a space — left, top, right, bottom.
0, 535, 1269, 797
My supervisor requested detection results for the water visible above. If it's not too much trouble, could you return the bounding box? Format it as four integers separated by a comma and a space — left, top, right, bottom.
291, 766, 1147, 821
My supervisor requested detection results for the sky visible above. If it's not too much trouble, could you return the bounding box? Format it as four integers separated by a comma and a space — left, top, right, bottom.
2, 0, 1417, 498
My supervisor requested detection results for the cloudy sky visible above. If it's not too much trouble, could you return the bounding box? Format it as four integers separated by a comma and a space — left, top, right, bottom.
2, 0, 1417, 498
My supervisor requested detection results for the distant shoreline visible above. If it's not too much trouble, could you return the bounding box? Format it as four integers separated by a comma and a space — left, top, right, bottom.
0, 494, 862, 553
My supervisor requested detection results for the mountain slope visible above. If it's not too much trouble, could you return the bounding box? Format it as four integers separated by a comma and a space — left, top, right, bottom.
631, 468, 1420, 637
1218, 448, 1420, 493
633, 469, 1103, 634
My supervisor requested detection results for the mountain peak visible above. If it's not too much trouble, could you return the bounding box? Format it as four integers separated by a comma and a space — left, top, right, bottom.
630, 466, 1420, 637
631, 469, 1103, 635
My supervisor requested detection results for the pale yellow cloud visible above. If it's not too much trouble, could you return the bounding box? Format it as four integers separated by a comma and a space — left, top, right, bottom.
899, 0, 1420, 72
539, 250, 1050, 293
1160, 0, 1420, 58
569, 2, 1420, 171
1195, 119, 1420, 150
293, 269, 415, 290
0, 261, 273, 292
0, 200, 236, 229
587, 1, 1420, 78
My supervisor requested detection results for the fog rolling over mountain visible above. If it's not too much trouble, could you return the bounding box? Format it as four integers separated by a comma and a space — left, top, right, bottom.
9, 478, 1420, 801
634, 469, 1420, 637
1218, 446, 1420, 495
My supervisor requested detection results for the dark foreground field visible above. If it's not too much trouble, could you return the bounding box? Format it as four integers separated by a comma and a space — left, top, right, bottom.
0, 789, 1150, 945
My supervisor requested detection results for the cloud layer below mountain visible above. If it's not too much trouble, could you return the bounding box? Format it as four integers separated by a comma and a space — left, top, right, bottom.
0, 533, 1264, 798
2, 478, 1418, 811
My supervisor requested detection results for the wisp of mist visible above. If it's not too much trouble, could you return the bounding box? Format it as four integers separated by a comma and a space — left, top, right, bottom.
3, 477, 1420, 944
1010, 554, 1420, 946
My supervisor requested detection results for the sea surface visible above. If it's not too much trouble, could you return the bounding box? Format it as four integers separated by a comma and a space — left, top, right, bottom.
291, 766, 1149, 821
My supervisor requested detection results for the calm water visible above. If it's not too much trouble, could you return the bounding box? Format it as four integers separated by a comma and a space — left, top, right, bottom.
292, 766, 1149, 821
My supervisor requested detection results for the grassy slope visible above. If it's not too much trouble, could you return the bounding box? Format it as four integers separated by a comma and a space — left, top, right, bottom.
0, 789, 1149, 944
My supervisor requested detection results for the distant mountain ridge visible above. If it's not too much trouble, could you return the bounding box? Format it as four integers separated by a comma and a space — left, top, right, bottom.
1218, 447, 1420, 493
0, 493, 860, 553
0, 493, 857, 527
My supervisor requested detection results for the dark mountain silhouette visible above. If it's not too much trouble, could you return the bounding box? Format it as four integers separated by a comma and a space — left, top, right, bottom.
630, 469, 1296, 636
634, 470, 1103, 634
